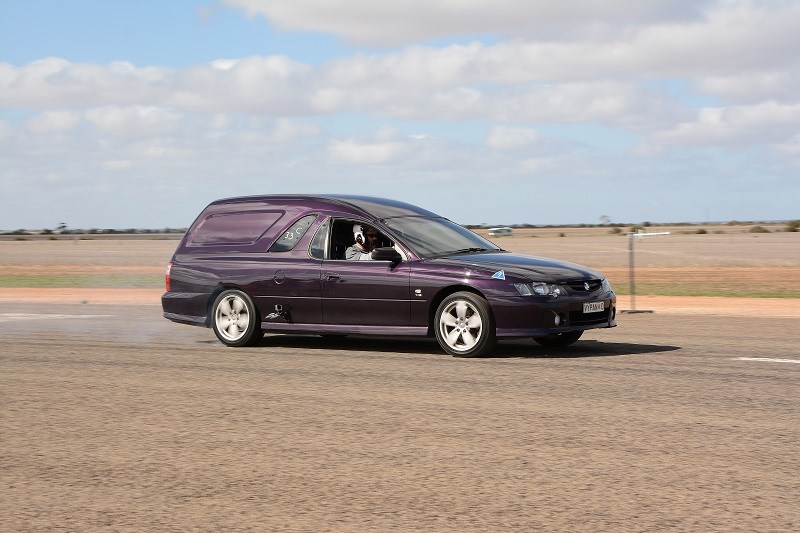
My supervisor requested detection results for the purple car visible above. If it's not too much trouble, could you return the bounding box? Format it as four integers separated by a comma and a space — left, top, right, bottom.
162, 195, 616, 356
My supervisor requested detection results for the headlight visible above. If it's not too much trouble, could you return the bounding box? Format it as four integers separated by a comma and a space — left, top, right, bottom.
601, 278, 613, 292
513, 283, 533, 296
514, 282, 564, 298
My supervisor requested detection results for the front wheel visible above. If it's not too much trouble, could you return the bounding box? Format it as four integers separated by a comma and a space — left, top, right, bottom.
434, 292, 496, 357
533, 330, 583, 347
211, 289, 262, 347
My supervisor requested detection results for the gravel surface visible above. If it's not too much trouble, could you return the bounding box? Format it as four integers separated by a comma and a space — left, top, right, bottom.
2, 235, 799, 530
2, 304, 799, 531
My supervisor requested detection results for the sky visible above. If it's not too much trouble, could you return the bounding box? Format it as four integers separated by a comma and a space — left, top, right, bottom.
1, 0, 799, 230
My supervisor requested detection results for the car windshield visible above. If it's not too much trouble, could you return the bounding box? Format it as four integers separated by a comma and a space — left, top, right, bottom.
382, 216, 501, 258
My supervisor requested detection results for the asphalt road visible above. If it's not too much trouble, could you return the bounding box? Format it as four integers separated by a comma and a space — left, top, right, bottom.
2, 304, 799, 531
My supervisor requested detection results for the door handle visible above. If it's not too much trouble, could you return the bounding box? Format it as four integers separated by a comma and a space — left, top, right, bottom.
324, 272, 340, 281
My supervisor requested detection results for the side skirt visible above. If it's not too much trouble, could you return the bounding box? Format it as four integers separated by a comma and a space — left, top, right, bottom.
261, 322, 428, 337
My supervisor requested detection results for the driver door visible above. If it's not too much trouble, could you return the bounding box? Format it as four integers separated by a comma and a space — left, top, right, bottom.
319, 219, 411, 326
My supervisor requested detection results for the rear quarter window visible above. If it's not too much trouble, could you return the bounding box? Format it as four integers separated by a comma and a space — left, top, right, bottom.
187, 211, 283, 246
269, 215, 317, 252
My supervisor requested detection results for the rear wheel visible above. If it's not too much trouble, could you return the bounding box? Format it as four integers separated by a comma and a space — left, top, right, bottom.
435, 292, 496, 357
211, 289, 261, 347
533, 330, 583, 347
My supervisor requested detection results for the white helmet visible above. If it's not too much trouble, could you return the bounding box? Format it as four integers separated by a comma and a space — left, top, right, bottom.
353, 224, 365, 245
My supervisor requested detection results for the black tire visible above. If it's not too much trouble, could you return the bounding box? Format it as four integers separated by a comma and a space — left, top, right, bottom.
211, 289, 262, 347
434, 291, 496, 357
533, 330, 583, 347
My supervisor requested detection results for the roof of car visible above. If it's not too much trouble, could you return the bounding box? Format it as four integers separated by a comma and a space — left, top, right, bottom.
212, 194, 439, 219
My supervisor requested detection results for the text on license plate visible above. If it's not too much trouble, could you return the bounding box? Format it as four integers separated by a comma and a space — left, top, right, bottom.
583, 301, 605, 313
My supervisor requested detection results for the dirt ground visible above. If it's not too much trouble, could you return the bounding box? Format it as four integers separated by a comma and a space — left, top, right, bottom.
2, 235, 799, 530
2, 232, 799, 308
4, 231, 799, 269
1, 304, 799, 531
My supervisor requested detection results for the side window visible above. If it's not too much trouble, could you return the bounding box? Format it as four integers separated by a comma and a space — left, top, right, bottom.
330, 219, 358, 260
268, 215, 317, 252
187, 211, 283, 246
309, 219, 330, 259
328, 218, 394, 260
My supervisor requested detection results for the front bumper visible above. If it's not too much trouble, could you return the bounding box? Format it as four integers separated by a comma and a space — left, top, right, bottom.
492, 293, 617, 338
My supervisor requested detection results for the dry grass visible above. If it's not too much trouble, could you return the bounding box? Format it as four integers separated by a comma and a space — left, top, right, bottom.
1, 232, 799, 297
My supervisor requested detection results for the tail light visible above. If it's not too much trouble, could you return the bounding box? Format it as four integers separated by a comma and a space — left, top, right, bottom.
165, 262, 172, 291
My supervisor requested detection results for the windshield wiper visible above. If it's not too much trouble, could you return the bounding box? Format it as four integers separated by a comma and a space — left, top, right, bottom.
448, 247, 492, 255
422, 247, 502, 259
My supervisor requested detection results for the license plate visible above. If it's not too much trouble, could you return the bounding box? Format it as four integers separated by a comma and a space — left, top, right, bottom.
583, 301, 605, 313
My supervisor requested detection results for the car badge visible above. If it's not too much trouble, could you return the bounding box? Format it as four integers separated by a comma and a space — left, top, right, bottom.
492, 270, 506, 280
584, 282, 590, 290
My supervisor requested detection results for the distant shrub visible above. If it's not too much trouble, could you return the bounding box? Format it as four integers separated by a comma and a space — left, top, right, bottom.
609, 227, 623, 235
695, 228, 708, 234
786, 220, 800, 232
629, 224, 645, 233
559, 232, 566, 238
750, 225, 770, 233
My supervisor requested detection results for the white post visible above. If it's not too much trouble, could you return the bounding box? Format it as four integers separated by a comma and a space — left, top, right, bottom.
620, 231, 670, 314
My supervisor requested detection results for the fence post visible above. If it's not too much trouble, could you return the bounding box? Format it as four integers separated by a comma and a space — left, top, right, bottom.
620, 231, 669, 314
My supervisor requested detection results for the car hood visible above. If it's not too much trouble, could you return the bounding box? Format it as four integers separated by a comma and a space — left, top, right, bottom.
430, 251, 603, 282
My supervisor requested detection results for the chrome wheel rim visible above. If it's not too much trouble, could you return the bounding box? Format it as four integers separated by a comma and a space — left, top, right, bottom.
439, 299, 483, 352
215, 294, 250, 342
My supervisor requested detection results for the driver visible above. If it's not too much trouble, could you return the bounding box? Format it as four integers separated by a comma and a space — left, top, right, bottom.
345, 224, 379, 261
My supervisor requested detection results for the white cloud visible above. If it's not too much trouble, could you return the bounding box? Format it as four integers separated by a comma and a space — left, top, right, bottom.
223, 1, 800, 87
24, 110, 82, 134
487, 126, 539, 150
1, 0, 798, 133
0, 119, 14, 140
327, 127, 411, 164
2, 2, 798, 116
102, 160, 132, 170
222, 118, 320, 149
3, 1, 800, 228
490, 82, 681, 128
167, 55, 312, 114
0, 55, 310, 114
698, 72, 800, 104
652, 102, 800, 147
311, 2, 800, 85
0, 58, 167, 108
520, 156, 570, 175
270, 119, 320, 143
773, 135, 800, 157
226, 0, 706, 45
84, 106, 183, 140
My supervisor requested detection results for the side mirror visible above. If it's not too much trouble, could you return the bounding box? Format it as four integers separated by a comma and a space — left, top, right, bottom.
371, 247, 402, 263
